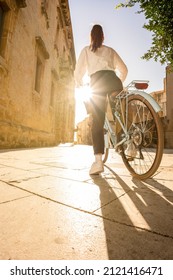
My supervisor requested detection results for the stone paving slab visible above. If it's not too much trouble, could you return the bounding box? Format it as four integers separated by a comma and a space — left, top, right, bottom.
0, 194, 108, 260
0, 193, 173, 260
0, 181, 32, 204
30, 167, 91, 182
5, 173, 127, 213
0, 166, 47, 183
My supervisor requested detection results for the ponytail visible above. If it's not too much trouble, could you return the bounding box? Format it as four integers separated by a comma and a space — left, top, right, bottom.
90, 24, 104, 52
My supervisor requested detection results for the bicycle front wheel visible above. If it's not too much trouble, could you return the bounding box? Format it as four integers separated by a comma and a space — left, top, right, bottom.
121, 94, 164, 180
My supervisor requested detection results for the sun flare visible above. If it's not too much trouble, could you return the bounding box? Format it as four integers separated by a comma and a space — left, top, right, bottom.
75, 74, 91, 124
75, 83, 92, 125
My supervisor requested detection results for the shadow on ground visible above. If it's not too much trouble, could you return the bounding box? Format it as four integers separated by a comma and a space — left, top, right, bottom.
91, 166, 173, 259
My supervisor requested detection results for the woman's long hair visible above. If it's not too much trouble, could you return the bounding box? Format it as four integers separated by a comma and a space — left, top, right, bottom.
90, 24, 104, 52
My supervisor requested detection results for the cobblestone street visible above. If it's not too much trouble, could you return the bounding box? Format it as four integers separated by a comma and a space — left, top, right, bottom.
0, 144, 173, 260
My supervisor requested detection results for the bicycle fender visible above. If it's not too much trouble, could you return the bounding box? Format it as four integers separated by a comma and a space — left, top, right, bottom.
130, 91, 162, 113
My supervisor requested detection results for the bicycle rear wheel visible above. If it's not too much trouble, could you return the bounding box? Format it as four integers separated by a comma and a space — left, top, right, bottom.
120, 94, 164, 180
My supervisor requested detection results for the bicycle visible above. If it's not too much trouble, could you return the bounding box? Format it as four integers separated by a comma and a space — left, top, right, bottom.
103, 80, 164, 180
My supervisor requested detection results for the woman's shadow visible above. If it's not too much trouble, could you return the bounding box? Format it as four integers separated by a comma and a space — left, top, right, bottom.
90, 167, 173, 260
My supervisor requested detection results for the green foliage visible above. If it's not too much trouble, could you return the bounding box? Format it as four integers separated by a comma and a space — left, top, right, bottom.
116, 0, 173, 69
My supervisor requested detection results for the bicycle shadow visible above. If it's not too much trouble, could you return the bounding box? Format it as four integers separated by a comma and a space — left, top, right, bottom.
144, 177, 173, 204
90, 168, 173, 260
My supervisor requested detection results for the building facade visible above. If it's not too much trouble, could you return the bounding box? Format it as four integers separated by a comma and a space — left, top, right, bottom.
164, 67, 173, 148
150, 67, 173, 148
150, 79, 167, 118
76, 116, 92, 145
0, 0, 75, 148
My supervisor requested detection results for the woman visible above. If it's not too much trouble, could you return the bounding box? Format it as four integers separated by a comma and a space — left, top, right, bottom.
74, 24, 128, 175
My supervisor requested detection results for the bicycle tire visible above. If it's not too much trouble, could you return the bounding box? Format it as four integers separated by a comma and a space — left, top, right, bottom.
120, 94, 164, 180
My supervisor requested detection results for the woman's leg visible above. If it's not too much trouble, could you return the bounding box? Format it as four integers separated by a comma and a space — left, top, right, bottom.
90, 93, 106, 155
89, 70, 123, 174
88, 93, 106, 175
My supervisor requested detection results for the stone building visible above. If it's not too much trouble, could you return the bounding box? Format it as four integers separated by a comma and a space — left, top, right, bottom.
150, 79, 167, 118
0, 0, 75, 148
164, 67, 173, 148
77, 116, 92, 145
150, 67, 173, 148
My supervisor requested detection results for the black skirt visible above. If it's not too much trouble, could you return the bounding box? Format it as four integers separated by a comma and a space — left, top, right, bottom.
90, 70, 123, 94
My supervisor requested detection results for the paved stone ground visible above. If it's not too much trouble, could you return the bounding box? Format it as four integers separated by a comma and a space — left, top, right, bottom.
0, 144, 173, 260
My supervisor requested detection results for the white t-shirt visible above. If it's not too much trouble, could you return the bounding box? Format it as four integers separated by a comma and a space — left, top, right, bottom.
74, 45, 128, 87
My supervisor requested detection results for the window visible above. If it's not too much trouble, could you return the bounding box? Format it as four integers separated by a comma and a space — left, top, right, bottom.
0, 2, 8, 55
34, 56, 43, 93
41, 0, 49, 28
0, 6, 4, 42
57, 6, 63, 28
34, 36, 49, 94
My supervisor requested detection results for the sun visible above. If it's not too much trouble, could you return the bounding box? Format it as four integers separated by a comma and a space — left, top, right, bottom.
75, 86, 92, 125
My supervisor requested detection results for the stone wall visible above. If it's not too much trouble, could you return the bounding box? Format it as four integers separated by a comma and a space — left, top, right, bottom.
165, 67, 173, 148
0, 0, 75, 148
77, 116, 92, 146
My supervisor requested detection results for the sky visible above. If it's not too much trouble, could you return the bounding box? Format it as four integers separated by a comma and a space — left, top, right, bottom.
68, 0, 166, 124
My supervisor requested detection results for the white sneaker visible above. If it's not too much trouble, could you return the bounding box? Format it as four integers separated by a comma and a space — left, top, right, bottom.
89, 161, 104, 175
125, 142, 137, 158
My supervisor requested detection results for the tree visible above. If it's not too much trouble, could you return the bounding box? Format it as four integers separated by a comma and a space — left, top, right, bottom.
116, 0, 173, 69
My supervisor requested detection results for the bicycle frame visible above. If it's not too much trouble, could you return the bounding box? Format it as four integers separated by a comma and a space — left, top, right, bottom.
104, 80, 162, 151
103, 79, 164, 179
